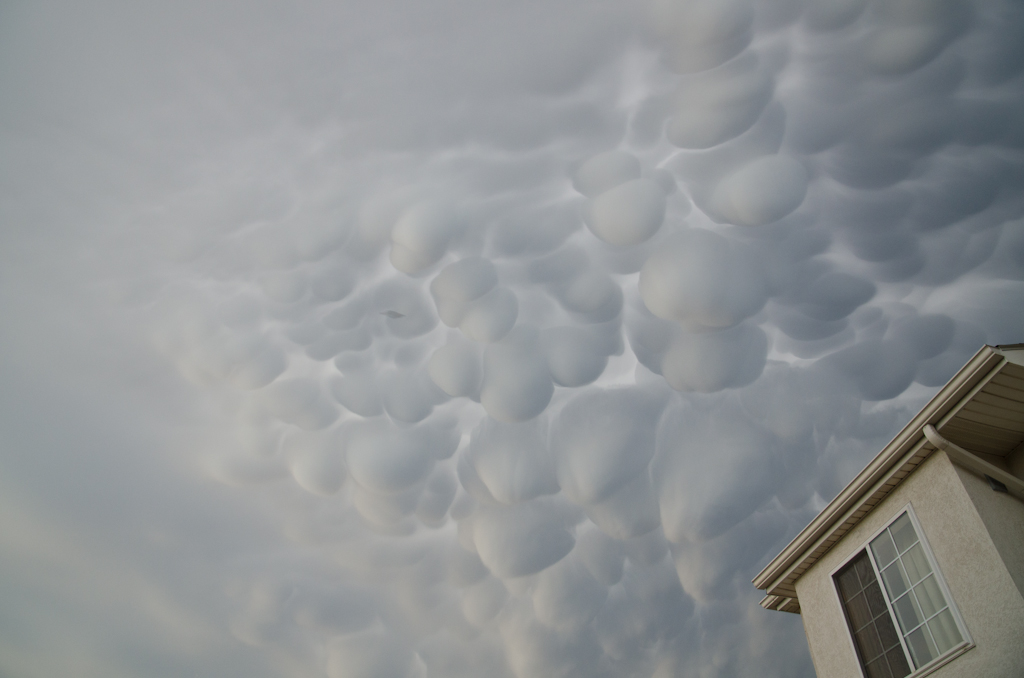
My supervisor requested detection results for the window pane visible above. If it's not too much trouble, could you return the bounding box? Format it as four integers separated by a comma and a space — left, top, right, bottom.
886, 646, 912, 678
847, 592, 873, 630
890, 514, 918, 553
837, 566, 862, 600
914, 575, 945, 618
855, 552, 876, 588
856, 624, 885, 662
864, 581, 889, 618
902, 543, 932, 584
836, 552, 911, 678
837, 514, 966, 677
877, 612, 902, 651
906, 626, 937, 668
928, 609, 962, 654
865, 656, 893, 678
881, 561, 910, 599
893, 592, 924, 634
871, 531, 898, 568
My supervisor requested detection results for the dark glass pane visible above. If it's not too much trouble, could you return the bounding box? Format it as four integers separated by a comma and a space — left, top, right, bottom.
865, 581, 889, 618
847, 592, 872, 630
837, 564, 862, 600
886, 646, 912, 677
836, 551, 917, 678
855, 624, 884, 662
877, 611, 902, 651
855, 553, 876, 588
865, 655, 893, 678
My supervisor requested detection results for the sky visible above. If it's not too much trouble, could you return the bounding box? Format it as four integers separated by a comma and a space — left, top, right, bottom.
0, 1, 1022, 677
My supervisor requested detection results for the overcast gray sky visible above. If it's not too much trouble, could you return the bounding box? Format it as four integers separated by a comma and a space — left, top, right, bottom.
1, 1, 1022, 676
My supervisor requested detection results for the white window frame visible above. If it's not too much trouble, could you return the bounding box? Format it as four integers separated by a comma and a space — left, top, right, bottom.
829, 503, 973, 678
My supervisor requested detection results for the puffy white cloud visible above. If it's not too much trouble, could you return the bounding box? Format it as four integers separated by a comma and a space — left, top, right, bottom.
581, 471, 662, 539
428, 338, 483, 399
264, 378, 339, 430
649, 0, 753, 74
572, 150, 642, 198
655, 399, 778, 542
552, 388, 664, 506
352, 481, 424, 532
461, 576, 508, 625
585, 178, 667, 246
471, 499, 577, 578
330, 369, 384, 417
431, 257, 499, 327
531, 555, 607, 632
639, 229, 767, 330
346, 421, 439, 494
293, 585, 378, 634
382, 367, 449, 424
284, 429, 347, 496
861, 0, 970, 75
710, 155, 808, 227
7, 0, 1024, 677
480, 326, 554, 423
465, 417, 558, 505
390, 203, 465, 275
574, 525, 625, 586
542, 324, 616, 387
416, 466, 459, 527
660, 323, 768, 392
490, 201, 583, 257
311, 265, 358, 303
667, 52, 772, 149
459, 287, 519, 343
556, 270, 624, 322
373, 279, 438, 338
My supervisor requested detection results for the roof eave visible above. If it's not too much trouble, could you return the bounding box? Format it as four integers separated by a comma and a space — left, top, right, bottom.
752, 344, 1006, 593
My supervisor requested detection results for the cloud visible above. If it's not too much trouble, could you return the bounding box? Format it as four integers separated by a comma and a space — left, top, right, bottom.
480, 326, 555, 423
327, 630, 422, 678
2, 0, 1024, 677
666, 52, 772, 149
471, 499, 578, 578
585, 178, 668, 246
552, 388, 665, 506
391, 203, 466, 275
464, 417, 558, 505
638, 229, 767, 329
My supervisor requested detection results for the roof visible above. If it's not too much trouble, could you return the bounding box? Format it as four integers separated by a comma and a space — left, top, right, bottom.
753, 344, 1024, 614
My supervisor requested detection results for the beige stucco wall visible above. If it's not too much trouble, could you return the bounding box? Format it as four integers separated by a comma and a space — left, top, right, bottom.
953, 464, 1024, 599
794, 449, 1024, 678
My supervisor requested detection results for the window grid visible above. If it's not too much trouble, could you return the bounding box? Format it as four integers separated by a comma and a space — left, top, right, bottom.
833, 507, 969, 678
835, 552, 911, 678
867, 513, 963, 669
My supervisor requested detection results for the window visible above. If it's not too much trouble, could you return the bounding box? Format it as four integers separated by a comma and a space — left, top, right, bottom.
834, 508, 969, 678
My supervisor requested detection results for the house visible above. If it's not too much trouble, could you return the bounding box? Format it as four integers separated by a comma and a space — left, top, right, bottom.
753, 344, 1024, 678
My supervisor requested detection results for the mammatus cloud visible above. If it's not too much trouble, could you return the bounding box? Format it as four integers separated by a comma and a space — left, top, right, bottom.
1, 0, 1023, 677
